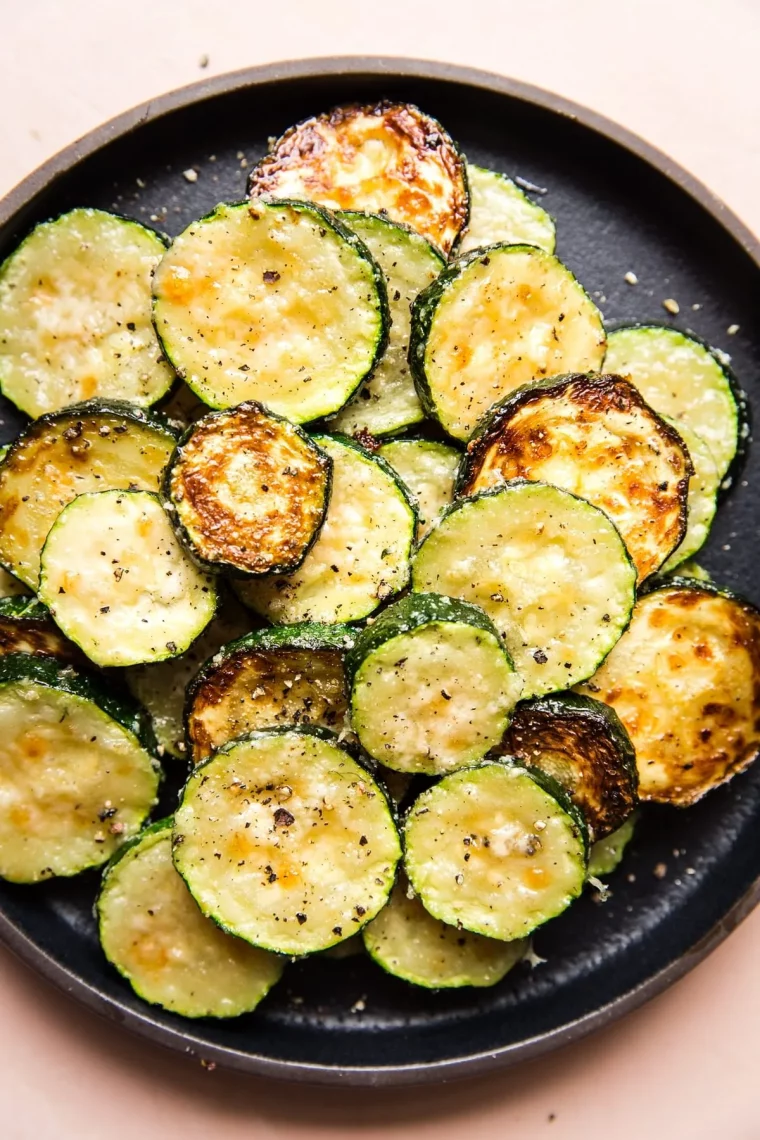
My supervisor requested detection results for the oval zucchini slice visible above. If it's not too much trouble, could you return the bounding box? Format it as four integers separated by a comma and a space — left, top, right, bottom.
347, 593, 522, 775
458, 373, 692, 583
412, 481, 636, 698
409, 244, 606, 441
0, 596, 81, 663
152, 200, 388, 421
249, 102, 469, 255
577, 580, 760, 806
377, 438, 460, 540
237, 434, 416, 625
0, 401, 178, 589
164, 402, 331, 577
403, 761, 587, 941
455, 165, 556, 256
98, 819, 284, 1018
659, 419, 720, 574
0, 208, 174, 417
0, 655, 159, 882
587, 811, 638, 879
173, 726, 401, 955
39, 490, 217, 667
363, 876, 528, 989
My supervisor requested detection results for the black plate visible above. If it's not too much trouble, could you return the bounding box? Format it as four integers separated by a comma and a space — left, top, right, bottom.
1, 57, 759, 1087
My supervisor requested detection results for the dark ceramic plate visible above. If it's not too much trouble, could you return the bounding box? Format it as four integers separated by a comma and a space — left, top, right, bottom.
0, 57, 759, 1087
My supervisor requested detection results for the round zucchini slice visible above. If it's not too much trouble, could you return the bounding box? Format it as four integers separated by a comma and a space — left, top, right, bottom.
363, 876, 528, 989
455, 165, 556, 256
39, 490, 217, 667
377, 438, 460, 540
0, 208, 174, 417
577, 581, 760, 806
412, 481, 636, 698
164, 402, 331, 577
237, 434, 416, 625
409, 244, 606, 441
660, 419, 720, 573
501, 692, 638, 841
185, 622, 355, 763
173, 726, 401, 955
403, 761, 587, 941
98, 819, 284, 1018
0, 596, 81, 663
152, 200, 388, 421
249, 102, 469, 255
0, 449, 31, 599
0, 654, 159, 882
587, 811, 638, 879
0, 400, 178, 589
347, 593, 522, 775
458, 373, 693, 583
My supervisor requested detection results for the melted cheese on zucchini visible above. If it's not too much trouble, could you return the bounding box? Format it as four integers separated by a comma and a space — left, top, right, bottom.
378, 439, 459, 540
458, 166, 556, 255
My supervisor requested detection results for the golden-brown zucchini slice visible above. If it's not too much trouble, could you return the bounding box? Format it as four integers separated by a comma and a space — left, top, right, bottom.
0, 596, 82, 663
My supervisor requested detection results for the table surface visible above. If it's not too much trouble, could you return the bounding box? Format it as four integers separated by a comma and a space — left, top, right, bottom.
1, 2, 759, 1136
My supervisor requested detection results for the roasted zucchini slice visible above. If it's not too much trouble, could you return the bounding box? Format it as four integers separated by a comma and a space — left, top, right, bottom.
347, 593, 522, 775
39, 490, 217, 667
660, 419, 720, 573
249, 102, 469, 255
98, 819, 284, 1018
412, 481, 636, 698
237, 434, 415, 625
403, 760, 587, 940
173, 726, 401, 955
0, 448, 30, 598
377, 438, 460, 540
185, 622, 355, 763
577, 580, 760, 806
0, 596, 81, 662
164, 402, 331, 577
458, 374, 693, 583
455, 165, 556, 256
501, 692, 638, 840
0, 208, 173, 417
0, 401, 177, 589
152, 200, 388, 421
587, 811, 638, 879
0, 654, 159, 882
409, 244, 606, 441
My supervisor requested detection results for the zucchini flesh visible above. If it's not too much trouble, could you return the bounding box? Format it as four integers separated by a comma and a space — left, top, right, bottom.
660, 419, 720, 573
173, 727, 401, 955
403, 761, 587, 940
330, 213, 444, 436
98, 820, 284, 1017
39, 490, 217, 667
410, 244, 605, 440
249, 102, 469, 255
0, 596, 80, 662
0, 208, 173, 417
165, 402, 331, 576
363, 877, 527, 988
0, 401, 177, 589
587, 811, 638, 879
152, 200, 388, 421
348, 593, 522, 775
456, 165, 556, 255
0, 450, 31, 596
237, 435, 415, 625
577, 582, 760, 806
412, 482, 636, 698
377, 438, 460, 540
458, 373, 692, 583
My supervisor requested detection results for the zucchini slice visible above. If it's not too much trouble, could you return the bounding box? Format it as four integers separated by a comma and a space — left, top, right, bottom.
173, 726, 401, 955
660, 419, 720, 573
249, 102, 469, 255
0, 208, 173, 417
39, 490, 217, 667
185, 622, 355, 763
587, 811, 638, 879
330, 214, 445, 436
0, 655, 159, 882
0, 596, 81, 663
236, 435, 416, 625
0, 448, 31, 598
455, 165, 556, 256
604, 325, 746, 485
377, 438, 460, 540
412, 481, 636, 698
363, 876, 527, 989
164, 402, 331, 577
577, 580, 760, 806
98, 819, 284, 1018
0, 401, 177, 589
152, 200, 388, 421
347, 593, 522, 775
501, 692, 638, 840
409, 244, 606, 441
403, 761, 587, 941
458, 373, 692, 583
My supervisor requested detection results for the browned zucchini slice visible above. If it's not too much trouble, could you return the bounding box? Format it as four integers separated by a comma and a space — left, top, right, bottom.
0, 596, 82, 663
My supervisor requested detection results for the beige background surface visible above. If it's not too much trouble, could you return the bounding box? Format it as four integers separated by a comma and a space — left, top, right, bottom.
1, 1, 759, 1136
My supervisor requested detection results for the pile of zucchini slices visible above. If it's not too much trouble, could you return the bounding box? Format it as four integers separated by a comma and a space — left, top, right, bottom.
0, 98, 756, 1018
